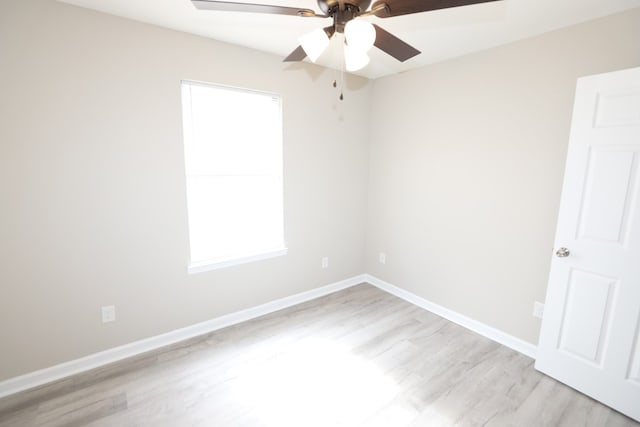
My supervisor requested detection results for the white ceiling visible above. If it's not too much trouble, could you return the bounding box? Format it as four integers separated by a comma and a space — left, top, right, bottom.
58, 0, 640, 79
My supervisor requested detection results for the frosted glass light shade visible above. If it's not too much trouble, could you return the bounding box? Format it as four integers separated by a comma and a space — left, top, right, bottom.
344, 45, 370, 72
299, 28, 330, 62
344, 20, 375, 52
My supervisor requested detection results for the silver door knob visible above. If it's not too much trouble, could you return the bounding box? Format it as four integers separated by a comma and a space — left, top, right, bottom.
556, 247, 570, 258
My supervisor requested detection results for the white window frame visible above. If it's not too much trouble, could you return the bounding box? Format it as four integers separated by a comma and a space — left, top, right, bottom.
181, 80, 287, 273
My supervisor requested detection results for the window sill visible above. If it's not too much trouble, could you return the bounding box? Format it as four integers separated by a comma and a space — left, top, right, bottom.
188, 247, 288, 274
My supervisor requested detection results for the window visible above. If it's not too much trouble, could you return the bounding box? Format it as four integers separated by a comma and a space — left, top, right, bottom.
181, 81, 286, 273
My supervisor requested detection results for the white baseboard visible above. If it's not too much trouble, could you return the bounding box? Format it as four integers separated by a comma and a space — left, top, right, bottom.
0, 273, 537, 400
0, 274, 367, 399
364, 274, 538, 359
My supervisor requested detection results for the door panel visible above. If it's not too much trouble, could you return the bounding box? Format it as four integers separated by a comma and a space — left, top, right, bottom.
558, 269, 616, 365
595, 92, 640, 127
577, 149, 636, 244
629, 319, 640, 385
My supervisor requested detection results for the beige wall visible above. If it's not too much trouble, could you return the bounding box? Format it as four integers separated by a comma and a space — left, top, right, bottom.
365, 8, 640, 345
0, 0, 371, 381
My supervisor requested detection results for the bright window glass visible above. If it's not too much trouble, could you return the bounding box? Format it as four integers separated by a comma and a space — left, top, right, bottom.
181, 81, 285, 271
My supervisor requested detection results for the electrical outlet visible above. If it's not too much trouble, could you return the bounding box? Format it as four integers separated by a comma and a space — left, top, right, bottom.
321, 257, 329, 269
102, 305, 116, 323
533, 301, 545, 319
379, 252, 386, 264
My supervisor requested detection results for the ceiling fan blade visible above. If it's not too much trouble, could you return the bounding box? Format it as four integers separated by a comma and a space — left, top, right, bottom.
283, 45, 307, 62
373, 24, 420, 62
371, 0, 500, 18
192, 0, 323, 17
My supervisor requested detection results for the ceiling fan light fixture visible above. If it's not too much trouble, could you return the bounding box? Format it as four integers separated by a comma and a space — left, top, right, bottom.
344, 45, 370, 72
299, 28, 330, 62
344, 19, 376, 52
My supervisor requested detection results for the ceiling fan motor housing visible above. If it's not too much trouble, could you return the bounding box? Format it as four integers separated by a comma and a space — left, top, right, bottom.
317, 0, 371, 32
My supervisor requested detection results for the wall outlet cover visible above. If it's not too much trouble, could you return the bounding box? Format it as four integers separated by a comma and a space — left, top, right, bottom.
533, 301, 545, 319
321, 257, 329, 269
379, 252, 386, 264
102, 305, 116, 323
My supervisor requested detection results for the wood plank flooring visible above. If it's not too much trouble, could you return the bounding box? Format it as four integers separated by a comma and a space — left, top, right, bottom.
0, 284, 637, 426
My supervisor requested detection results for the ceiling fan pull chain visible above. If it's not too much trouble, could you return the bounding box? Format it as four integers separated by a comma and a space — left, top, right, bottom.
340, 34, 345, 101
332, 34, 340, 91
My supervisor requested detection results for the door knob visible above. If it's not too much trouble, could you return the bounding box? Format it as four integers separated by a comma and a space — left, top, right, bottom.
556, 247, 570, 258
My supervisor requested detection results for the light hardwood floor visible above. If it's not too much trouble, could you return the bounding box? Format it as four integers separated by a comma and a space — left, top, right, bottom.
0, 284, 637, 426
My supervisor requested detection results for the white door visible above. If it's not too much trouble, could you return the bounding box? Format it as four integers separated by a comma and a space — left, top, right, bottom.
536, 66, 640, 422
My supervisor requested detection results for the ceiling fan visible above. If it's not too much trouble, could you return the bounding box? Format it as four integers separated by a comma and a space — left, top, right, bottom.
191, 0, 500, 72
